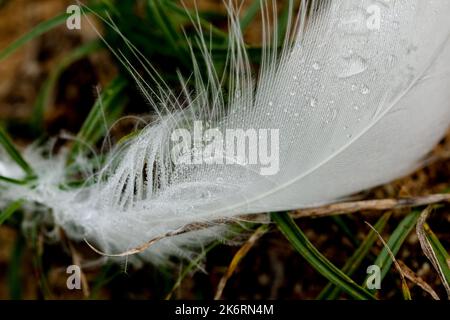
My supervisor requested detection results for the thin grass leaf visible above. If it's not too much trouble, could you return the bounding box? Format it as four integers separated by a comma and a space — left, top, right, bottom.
214, 224, 268, 300
7, 236, 25, 300
240, 0, 261, 32
331, 215, 360, 247
30, 225, 52, 299
32, 41, 103, 133
0, 13, 69, 61
424, 223, 450, 287
165, 241, 219, 300
0, 176, 28, 185
89, 263, 121, 300
147, 0, 189, 67
272, 212, 376, 300
0, 200, 23, 226
416, 208, 450, 297
365, 211, 421, 289
318, 212, 392, 300
397, 260, 440, 300
277, 1, 293, 45
365, 221, 412, 300
69, 76, 127, 159
0, 3, 104, 62
0, 127, 34, 178
164, 0, 228, 40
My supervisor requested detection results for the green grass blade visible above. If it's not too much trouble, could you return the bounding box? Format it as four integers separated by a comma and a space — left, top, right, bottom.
272, 212, 376, 300
89, 263, 121, 300
29, 223, 52, 298
319, 212, 392, 299
0, 200, 24, 225
8, 236, 25, 300
240, 0, 261, 32
0, 13, 69, 61
331, 216, 360, 247
277, 2, 293, 45
424, 223, 450, 288
165, 241, 219, 300
365, 211, 421, 289
163, 1, 228, 40
32, 41, 103, 133
69, 76, 127, 159
0, 127, 35, 178
147, 0, 188, 66
0, 176, 28, 185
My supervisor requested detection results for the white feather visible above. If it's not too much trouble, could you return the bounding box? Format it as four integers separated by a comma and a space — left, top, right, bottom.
1, 0, 450, 264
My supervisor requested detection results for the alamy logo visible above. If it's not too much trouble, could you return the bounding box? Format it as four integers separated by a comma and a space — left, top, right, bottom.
66, 5, 81, 30
366, 265, 381, 290
66, 265, 81, 290
171, 121, 280, 176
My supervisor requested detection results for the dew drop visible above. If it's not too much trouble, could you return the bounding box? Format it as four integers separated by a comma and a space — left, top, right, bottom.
337, 55, 368, 78
387, 54, 397, 66
312, 62, 321, 70
361, 85, 370, 95
310, 98, 317, 107
338, 9, 370, 35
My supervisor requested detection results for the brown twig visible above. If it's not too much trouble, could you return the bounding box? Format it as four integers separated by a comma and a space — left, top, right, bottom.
214, 225, 268, 300
416, 207, 450, 298
85, 193, 450, 257
291, 193, 450, 219
397, 260, 440, 300
365, 221, 411, 300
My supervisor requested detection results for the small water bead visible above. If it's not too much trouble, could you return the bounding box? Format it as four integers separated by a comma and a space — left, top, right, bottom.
387, 54, 397, 66
290, 91, 297, 96
293, 75, 298, 81
310, 98, 317, 107
200, 190, 212, 199
353, 105, 360, 111
338, 9, 370, 35
337, 55, 368, 78
216, 177, 224, 183
361, 85, 370, 95
312, 62, 321, 70
351, 84, 358, 91
268, 101, 273, 107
